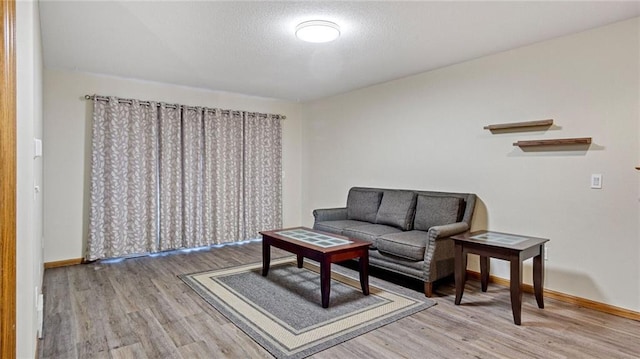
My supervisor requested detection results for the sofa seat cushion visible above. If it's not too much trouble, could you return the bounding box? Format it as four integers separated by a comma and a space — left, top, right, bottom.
343, 224, 402, 248
347, 189, 383, 223
314, 220, 369, 235
377, 230, 430, 261
375, 191, 417, 231
413, 195, 464, 231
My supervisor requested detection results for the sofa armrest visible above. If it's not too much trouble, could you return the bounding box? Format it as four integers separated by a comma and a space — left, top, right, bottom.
428, 222, 469, 239
313, 207, 348, 222
423, 222, 469, 282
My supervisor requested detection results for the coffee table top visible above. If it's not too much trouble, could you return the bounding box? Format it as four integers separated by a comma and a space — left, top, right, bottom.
274, 228, 353, 248
260, 227, 371, 251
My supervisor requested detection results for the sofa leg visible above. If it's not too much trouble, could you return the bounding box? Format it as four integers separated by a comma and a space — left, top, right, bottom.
424, 282, 433, 297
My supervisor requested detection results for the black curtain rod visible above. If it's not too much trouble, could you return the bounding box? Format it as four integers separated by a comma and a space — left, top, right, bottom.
84, 94, 286, 120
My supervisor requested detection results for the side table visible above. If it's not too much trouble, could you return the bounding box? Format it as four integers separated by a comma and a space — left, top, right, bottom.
451, 230, 549, 325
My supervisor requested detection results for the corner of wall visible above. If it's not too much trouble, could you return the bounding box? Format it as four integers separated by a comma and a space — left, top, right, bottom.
16, 0, 45, 357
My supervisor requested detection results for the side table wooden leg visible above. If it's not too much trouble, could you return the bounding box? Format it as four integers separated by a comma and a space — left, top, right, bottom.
454, 244, 466, 305
320, 258, 331, 308
262, 240, 270, 276
533, 245, 544, 308
297, 254, 303, 268
510, 257, 523, 325
480, 255, 490, 292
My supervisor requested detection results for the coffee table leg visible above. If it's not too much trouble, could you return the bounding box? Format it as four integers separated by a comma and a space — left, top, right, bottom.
297, 254, 303, 268
533, 245, 544, 309
359, 251, 369, 295
320, 258, 331, 308
510, 256, 523, 325
454, 243, 466, 305
262, 239, 270, 276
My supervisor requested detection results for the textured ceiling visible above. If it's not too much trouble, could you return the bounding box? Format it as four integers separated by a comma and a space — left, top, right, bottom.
39, 1, 640, 102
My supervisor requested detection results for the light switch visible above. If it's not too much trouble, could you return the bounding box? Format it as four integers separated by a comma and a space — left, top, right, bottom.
591, 174, 602, 189
34, 138, 42, 158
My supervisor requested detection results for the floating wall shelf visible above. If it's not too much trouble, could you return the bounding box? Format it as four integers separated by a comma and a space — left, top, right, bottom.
513, 137, 592, 147
484, 119, 553, 131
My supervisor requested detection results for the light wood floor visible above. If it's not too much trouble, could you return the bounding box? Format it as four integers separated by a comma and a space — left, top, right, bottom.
39, 242, 640, 359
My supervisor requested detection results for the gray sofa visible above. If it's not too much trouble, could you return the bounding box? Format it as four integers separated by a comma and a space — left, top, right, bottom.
313, 187, 476, 297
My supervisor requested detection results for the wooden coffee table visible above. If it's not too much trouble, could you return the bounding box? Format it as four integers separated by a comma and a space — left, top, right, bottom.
451, 230, 549, 325
260, 227, 371, 308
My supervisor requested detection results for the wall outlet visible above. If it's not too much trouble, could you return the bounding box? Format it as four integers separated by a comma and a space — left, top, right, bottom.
590, 174, 602, 189
544, 243, 549, 261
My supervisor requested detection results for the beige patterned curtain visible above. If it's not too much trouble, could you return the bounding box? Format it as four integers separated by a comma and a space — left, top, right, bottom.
158, 104, 183, 250
87, 96, 282, 260
244, 113, 282, 239
204, 110, 245, 244
161, 107, 245, 250
87, 98, 159, 260
181, 107, 206, 248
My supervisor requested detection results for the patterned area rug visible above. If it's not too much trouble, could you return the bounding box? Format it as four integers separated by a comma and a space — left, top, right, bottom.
179, 257, 436, 359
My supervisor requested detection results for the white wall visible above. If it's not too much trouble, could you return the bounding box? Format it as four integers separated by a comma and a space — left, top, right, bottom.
301, 18, 640, 311
16, 0, 44, 358
43, 70, 302, 262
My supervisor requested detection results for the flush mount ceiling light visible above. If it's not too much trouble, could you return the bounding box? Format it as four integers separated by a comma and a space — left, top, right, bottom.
295, 20, 340, 43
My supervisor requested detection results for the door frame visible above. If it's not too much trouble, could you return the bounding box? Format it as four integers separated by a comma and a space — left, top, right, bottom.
0, 0, 17, 357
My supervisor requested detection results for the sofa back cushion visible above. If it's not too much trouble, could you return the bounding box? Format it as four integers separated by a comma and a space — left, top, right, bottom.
347, 189, 383, 223
414, 195, 464, 231
375, 191, 417, 230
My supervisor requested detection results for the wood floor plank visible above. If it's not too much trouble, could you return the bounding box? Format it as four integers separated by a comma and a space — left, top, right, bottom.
101, 300, 138, 351
39, 267, 80, 359
182, 313, 271, 358
181, 313, 229, 354
220, 322, 274, 358
110, 342, 149, 359
177, 340, 214, 358
160, 318, 198, 348
38, 242, 640, 359
71, 288, 109, 357
39, 312, 78, 359
127, 308, 182, 359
